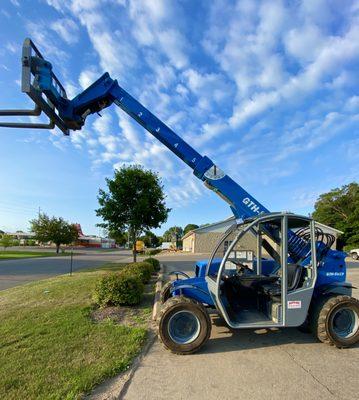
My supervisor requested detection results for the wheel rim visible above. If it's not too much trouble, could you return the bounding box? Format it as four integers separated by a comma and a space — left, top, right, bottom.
331, 307, 359, 339
168, 310, 201, 344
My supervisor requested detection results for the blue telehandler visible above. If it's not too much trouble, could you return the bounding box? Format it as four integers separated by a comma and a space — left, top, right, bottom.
1, 38, 358, 354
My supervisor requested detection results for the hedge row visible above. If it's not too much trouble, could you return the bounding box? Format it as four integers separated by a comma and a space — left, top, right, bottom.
93, 259, 160, 307
143, 257, 160, 272
145, 249, 162, 256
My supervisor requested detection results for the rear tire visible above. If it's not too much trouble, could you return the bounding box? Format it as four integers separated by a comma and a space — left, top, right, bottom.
160, 281, 173, 304
158, 296, 211, 354
351, 252, 358, 260
310, 295, 359, 348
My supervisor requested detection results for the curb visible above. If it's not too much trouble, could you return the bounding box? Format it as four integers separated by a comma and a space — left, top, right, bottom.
152, 264, 165, 321
86, 266, 166, 400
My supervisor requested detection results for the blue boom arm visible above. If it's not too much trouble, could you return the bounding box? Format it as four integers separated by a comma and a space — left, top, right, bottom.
0, 39, 348, 305
67, 73, 269, 220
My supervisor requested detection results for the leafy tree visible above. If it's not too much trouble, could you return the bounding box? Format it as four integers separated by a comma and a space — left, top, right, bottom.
183, 224, 199, 235
30, 213, 78, 253
163, 226, 183, 248
312, 182, 359, 249
108, 229, 128, 246
0, 234, 13, 250
139, 231, 160, 248
96, 165, 170, 261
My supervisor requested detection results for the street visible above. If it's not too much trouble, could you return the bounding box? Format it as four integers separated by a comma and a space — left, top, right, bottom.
123, 256, 359, 400
0, 249, 134, 290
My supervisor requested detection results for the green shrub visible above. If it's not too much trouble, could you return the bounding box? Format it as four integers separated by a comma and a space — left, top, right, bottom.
93, 272, 144, 307
145, 249, 161, 256
143, 257, 160, 272
123, 262, 154, 283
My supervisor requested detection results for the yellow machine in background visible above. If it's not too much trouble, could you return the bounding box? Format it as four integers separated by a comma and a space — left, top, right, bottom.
135, 240, 145, 253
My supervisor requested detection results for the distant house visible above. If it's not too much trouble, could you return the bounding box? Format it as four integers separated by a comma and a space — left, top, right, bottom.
182, 216, 343, 254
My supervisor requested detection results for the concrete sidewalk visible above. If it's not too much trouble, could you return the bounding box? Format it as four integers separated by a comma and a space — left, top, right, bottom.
123, 267, 359, 400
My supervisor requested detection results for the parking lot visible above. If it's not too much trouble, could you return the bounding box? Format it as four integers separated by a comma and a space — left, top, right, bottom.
122, 256, 359, 400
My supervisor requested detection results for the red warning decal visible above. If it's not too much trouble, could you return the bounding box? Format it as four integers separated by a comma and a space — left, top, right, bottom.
287, 300, 302, 309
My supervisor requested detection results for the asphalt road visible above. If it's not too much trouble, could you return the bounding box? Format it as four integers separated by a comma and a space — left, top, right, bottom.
124, 256, 359, 400
0, 249, 134, 290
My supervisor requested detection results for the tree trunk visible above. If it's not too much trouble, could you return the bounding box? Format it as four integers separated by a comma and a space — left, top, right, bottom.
56, 244, 60, 254
131, 229, 137, 262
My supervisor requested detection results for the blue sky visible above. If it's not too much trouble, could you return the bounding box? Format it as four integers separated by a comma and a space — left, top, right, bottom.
0, 0, 358, 236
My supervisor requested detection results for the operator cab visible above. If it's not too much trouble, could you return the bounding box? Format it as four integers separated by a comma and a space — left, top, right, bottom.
206, 212, 317, 328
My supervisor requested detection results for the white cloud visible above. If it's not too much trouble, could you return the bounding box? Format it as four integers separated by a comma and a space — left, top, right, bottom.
51, 18, 80, 45
344, 96, 359, 112
183, 69, 231, 102
156, 29, 189, 69
78, 68, 101, 89
5, 42, 17, 54
92, 113, 112, 136
26, 21, 68, 61
64, 82, 79, 98
284, 25, 326, 64
202, 1, 359, 128
98, 135, 119, 153
127, 0, 189, 69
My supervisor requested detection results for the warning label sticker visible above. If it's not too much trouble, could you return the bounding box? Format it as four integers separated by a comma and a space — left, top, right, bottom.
287, 300, 302, 309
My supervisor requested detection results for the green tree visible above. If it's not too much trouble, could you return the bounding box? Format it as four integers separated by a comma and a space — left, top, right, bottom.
139, 231, 160, 248
0, 234, 13, 250
30, 213, 78, 253
108, 230, 128, 246
183, 224, 199, 235
163, 226, 183, 248
96, 165, 170, 261
312, 182, 359, 249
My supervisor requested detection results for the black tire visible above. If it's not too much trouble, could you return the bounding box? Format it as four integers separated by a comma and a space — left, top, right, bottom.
310, 295, 359, 348
351, 252, 358, 260
158, 296, 211, 355
160, 281, 173, 304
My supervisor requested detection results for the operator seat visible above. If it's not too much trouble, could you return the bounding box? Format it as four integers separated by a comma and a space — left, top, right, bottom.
261, 264, 303, 297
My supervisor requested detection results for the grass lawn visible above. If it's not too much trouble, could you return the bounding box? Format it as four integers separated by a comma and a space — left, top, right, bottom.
0, 251, 71, 260
0, 263, 153, 400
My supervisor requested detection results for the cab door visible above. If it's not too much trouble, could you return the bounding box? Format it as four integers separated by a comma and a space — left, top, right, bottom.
284, 215, 317, 326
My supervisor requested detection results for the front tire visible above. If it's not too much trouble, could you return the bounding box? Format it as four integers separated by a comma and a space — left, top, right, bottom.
158, 296, 211, 354
310, 295, 359, 348
351, 252, 358, 260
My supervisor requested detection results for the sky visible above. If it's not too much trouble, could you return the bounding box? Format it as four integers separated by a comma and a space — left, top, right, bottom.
0, 0, 358, 236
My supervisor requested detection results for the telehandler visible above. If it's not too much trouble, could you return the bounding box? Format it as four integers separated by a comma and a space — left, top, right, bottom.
1, 39, 358, 354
